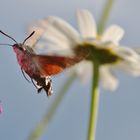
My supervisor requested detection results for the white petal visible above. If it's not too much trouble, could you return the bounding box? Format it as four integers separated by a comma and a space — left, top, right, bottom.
102, 25, 124, 45
116, 47, 140, 63
26, 26, 45, 47
100, 67, 118, 91
40, 20, 71, 49
39, 16, 80, 49
69, 61, 93, 83
34, 43, 74, 57
43, 27, 70, 49
116, 62, 140, 76
77, 9, 97, 39
115, 47, 140, 76
132, 48, 140, 55
116, 61, 140, 76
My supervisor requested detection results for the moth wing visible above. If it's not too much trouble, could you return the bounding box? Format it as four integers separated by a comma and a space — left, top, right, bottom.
32, 54, 86, 76
27, 17, 80, 54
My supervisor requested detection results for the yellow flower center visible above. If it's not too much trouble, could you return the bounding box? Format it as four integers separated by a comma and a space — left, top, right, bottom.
75, 42, 122, 65
96, 35, 101, 40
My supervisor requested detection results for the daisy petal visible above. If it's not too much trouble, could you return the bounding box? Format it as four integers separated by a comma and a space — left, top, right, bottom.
115, 47, 140, 76
39, 16, 80, 49
26, 26, 45, 47
133, 48, 140, 55
100, 67, 118, 91
102, 25, 124, 45
117, 62, 140, 76
77, 9, 97, 39
34, 43, 75, 59
71, 61, 93, 83
116, 47, 140, 63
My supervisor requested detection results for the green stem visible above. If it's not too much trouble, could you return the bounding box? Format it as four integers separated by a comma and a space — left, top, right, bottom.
28, 73, 76, 140
98, 0, 114, 35
87, 62, 100, 140
87, 1, 114, 139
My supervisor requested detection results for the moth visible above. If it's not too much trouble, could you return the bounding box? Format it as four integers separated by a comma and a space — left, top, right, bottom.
0, 30, 88, 96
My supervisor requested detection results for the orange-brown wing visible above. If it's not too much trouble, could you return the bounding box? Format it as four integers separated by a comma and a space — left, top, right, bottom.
32, 54, 85, 76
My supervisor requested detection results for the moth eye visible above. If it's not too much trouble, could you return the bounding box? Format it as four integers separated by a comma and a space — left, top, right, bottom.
18, 46, 23, 51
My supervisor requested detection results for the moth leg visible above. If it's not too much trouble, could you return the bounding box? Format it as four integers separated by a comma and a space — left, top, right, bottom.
21, 68, 31, 83
31, 78, 39, 90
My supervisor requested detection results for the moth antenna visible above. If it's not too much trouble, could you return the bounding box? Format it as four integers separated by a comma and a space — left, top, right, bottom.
0, 43, 13, 46
23, 31, 35, 45
0, 30, 18, 44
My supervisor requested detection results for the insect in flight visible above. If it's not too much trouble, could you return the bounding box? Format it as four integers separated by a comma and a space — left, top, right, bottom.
0, 30, 88, 96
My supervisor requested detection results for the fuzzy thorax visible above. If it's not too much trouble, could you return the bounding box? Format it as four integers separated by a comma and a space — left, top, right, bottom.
13, 46, 37, 76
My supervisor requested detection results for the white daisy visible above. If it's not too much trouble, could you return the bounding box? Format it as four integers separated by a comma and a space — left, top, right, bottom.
31, 9, 140, 91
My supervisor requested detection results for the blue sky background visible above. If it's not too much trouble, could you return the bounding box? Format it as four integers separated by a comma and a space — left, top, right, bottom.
0, 0, 140, 140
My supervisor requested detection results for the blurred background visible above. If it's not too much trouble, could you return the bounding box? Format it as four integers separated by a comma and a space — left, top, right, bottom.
0, 0, 140, 140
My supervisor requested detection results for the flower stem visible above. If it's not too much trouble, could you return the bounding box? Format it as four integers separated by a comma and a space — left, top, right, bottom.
87, 62, 100, 140
28, 73, 76, 140
98, 0, 114, 35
